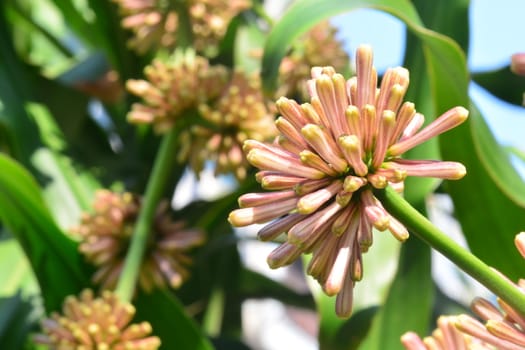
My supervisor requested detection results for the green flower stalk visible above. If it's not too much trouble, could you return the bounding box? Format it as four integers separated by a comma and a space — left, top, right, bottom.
378, 187, 525, 322
115, 126, 183, 302
402, 232, 525, 350
228, 45, 468, 318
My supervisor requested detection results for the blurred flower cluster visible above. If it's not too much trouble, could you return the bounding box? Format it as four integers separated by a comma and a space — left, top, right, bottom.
72, 190, 205, 292
112, 0, 249, 55
126, 49, 228, 132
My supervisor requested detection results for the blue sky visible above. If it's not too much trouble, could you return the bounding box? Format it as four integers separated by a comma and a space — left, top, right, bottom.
331, 0, 525, 149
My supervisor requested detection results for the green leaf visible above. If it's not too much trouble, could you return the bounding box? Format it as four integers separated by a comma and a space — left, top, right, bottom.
412, 2, 525, 281
134, 289, 214, 350
234, 13, 265, 73
507, 145, 525, 163
238, 267, 315, 309
468, 102, 525, 207
0, 238, 38, 296
261, 0, 422, 94
359, 235, 433, 350
0, 293, 39, 350
0, 3, 41, 165
47, 0, 97, 51
473, 66, 525, 106
27, 102, 100, 227
0, 154, 90, 311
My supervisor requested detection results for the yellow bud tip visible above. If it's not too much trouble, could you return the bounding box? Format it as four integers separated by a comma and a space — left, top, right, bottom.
373, 217, 390, 231
453, 164, 467, 179
454, 106, 469, 122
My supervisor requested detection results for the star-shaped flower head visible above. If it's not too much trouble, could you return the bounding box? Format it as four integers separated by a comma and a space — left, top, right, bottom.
72, 190, 205, 292
34, 289, 161, 349
229, 45, 468, 318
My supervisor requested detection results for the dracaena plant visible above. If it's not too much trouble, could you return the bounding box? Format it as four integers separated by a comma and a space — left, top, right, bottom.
0, 1, 524, 349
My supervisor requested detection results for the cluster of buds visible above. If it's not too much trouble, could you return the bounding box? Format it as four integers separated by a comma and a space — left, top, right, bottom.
34, 289, 161, 349
401, 316, 492, 349
72, 190, 205, 292
229, 45, 468, 318
126, 49, 228, 133
178, 71, 277, 180
277, 21, 350, 100
113, 0, 249, 55
402, 233, 525, 349
189, 0, 250, 55
112, 0, 178, 54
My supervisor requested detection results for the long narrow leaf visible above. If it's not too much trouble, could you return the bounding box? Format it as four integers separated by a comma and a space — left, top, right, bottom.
0, 154, 90, 311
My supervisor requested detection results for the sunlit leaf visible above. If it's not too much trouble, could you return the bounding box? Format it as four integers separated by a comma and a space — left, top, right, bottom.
0, 238, 38, 297
468, 102, 525, 207
0, 154, 90, 311
261, 0, 421, 94
27, 102, 100, 227
234, 14, 265, 74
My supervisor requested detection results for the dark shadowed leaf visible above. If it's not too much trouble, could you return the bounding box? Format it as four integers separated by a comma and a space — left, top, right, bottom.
134, 289, 214, 350
0, 293, 39, 350
473, 66, 525, 107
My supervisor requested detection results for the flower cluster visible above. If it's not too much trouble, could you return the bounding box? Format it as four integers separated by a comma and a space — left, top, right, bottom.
402, 232, 525, 349
178, 70, 277, 180
113, 0, 249, 55
277, 21, 350, 100
401, 316, 492, 349
72, 190, 205, 292
34, 289, 161, 350
228, 45, 468, 318
126, 49, 228, 133
189, 0, 250, 55
112, 0, 178, 54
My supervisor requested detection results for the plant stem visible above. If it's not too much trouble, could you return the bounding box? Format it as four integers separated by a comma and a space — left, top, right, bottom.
202, 286, 225, 337
374, 186, 525, 317
252, 1, 274, 27
115, 128, 179, 302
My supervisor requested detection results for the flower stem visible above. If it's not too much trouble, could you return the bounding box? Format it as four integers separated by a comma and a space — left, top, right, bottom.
115, 128, 179, 302
374, 186, 525, 317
